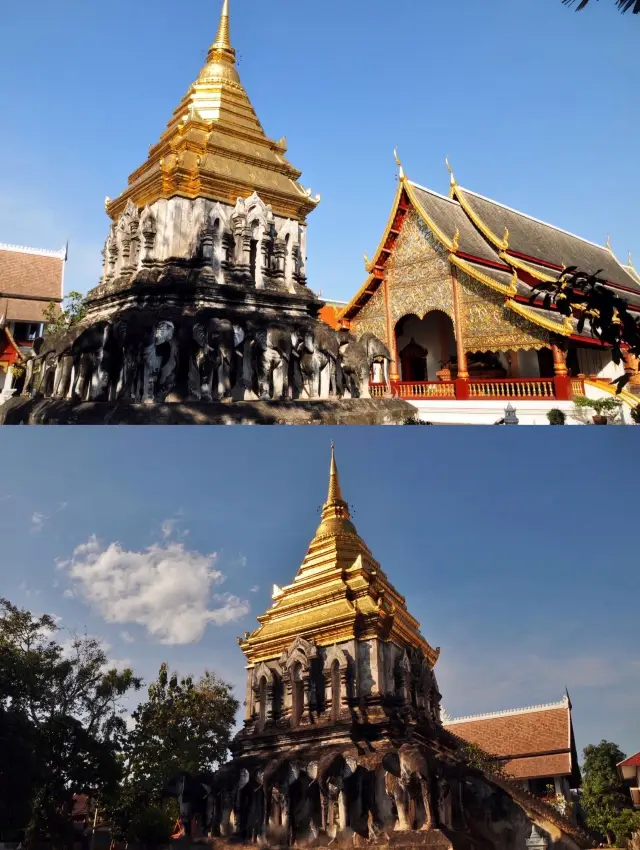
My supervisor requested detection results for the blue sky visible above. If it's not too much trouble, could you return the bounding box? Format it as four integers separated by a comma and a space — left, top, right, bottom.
0, 0, 637, 301
0, 427, 637, 759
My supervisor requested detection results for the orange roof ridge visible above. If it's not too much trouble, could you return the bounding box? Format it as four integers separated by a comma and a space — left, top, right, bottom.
456, 185, 614, 256
0, 242, 67, 259
443, 695, 570, 725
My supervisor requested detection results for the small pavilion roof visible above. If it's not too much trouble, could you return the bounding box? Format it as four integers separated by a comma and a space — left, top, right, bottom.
0, 242, 66, 323
618, 753, 640, 768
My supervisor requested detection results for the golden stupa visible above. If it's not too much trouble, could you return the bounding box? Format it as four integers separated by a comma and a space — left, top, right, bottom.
239, 444, 439, 667
106, 0, 319, 223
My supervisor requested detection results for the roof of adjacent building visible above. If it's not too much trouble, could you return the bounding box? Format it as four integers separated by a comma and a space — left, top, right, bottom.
618, 753, 640, 768
444, 696, 580, 783
319, 300, 348, 329
341, 160, 640, 336
0, 242, 66, 323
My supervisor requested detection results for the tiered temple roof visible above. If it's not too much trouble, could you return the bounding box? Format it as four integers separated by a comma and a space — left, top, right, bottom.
239, 445, 438, 667
444, 696, 580, 784
0, 243, 66, 324
341, 159, 640, 342
106, 0, 319, 223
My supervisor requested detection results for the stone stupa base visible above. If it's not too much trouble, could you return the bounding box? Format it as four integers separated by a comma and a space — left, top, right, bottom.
0, 396, 416, 426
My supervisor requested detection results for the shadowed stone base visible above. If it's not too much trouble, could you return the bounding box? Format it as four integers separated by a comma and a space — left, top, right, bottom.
0, 397, 416, 426
183, 830, 486, 850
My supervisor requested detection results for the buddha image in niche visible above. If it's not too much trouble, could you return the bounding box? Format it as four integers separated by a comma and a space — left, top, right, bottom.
155, 320, 175, 346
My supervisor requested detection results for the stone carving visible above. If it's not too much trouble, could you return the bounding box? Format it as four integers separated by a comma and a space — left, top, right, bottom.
26, 315, 391, 408
307, 753, 357, 834
382, 744, 436, 831
350, 284, 388, 345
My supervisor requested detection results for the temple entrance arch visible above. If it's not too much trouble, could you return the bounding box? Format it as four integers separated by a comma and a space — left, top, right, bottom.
395, 311, 456, 382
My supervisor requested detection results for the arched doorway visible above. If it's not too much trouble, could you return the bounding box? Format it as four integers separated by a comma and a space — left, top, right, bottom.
395, 311, 456, 381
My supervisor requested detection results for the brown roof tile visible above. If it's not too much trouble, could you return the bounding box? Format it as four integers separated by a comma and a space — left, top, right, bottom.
0, 244, 65, 323
445, 702, 572, 779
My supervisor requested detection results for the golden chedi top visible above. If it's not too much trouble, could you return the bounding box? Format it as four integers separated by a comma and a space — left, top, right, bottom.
106, 0, 320, 223
239, 445, 439, 667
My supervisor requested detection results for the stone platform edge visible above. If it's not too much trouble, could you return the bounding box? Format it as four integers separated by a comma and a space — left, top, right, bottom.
0, 397, 417, 426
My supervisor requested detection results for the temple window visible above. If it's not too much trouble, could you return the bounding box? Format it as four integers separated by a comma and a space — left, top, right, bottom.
292, 662, 304, 727
331, 660, 341, 721
225, 233, 236, 264
258, 676, 267, 727
250, 220, 259, 281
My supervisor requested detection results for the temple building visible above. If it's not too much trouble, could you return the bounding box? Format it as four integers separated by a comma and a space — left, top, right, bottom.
195, 446, 593, 850
444, 697, 581, 804
0, 242, 66, 401
617, 753, 640, 809
338, 158, 640, 424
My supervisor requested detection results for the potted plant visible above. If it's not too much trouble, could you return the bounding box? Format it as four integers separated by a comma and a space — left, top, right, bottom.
546, 408, 566, 425
573, 395, 622, 425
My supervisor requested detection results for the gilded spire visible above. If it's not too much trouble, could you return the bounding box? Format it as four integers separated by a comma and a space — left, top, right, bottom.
315, 443, 357, 538
207, 0, 235, 64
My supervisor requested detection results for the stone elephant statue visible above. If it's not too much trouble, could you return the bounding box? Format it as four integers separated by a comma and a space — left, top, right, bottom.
190, 317, 245, 402
261, 757, 301, 835
337, 331, 370, 399
139, 319, 179, 403
252, 327, 294, 400
298, 325, 341, 399
69, 322, 125, 402
162, 771, 211, 837
205, 764, 250, 837
382, 744, 437, 831
359, 332, 391, 388
20, 338, 44, 397
308, 752, 357, 834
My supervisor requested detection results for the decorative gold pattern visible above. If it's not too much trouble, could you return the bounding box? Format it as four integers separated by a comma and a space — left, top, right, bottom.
506, 299, 573, 337
499, 252, 558, 283
453, 186, 509, 251
238, 447, 438, 667
450, 255, 517, 297
458, 270, 551, 353
385, 211, 455, 326
350, 284, 387, 341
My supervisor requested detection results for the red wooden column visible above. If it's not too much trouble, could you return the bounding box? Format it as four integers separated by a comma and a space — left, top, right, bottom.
384, 277, 400, 386
451, 267, 469, 400
552, 342, 571, 400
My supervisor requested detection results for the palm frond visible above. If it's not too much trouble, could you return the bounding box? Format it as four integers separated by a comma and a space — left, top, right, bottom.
563, 0, 640, 11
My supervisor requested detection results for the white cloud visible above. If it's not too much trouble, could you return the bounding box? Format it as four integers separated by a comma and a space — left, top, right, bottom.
250, 585, 260, 593
161, 519, 176, 539
121, 631, 135, 644
31, 512, 48, 533
60, 536, 250, 645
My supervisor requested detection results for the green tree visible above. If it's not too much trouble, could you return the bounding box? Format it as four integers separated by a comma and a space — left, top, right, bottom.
42, 291, 87, 338
459, 742, 511, 781
581, 741, 638, 844
104, 663, 238, 837
563, 0, 640, 12
0, 598, 142, 846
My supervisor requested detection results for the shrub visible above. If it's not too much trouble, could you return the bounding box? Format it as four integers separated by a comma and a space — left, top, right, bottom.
631, 405, 640, 424
127, 807, 175, 850
547, 408, 566, 425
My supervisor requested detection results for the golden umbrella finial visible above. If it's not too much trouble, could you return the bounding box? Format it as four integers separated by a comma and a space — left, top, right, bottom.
327, 442, 344, 505
208, 0, 235, 62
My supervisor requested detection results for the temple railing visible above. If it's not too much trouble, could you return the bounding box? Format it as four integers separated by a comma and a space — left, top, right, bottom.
378, 376, 587, 401
393, 381, 456, 399
468, 378, 554, 399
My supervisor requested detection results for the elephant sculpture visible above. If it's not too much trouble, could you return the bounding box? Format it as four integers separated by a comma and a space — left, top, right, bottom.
261, 757, 301, 835
298, 325, 341, 399
141, 320, 178, 403
163, 771, 211, 837
308, 752, 357, 834
68, 322, 124, 402
205, 764, 250, 836
337, 331, 371, 399
252, 327, 294, 400
359, 332, 391, 388
382, 744, 436, 831
190, 317, 245, 402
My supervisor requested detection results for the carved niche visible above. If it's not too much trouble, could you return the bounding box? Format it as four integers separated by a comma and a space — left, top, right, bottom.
252, 661, 278, 728
458, 270, 550, 353
385, 211, 455, 326
324, 644, 350, 722
279, 637, 318, 725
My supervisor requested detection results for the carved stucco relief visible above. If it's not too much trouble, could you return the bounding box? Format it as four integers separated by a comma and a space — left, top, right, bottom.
458, 271, 550, 353
385, 211, 455, 327
350, 284, 387, 343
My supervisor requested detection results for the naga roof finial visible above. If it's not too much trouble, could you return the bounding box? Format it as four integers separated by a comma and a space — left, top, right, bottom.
606, 234, 613, 252
445, 156, 457, 187
393, 147, 405, 180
